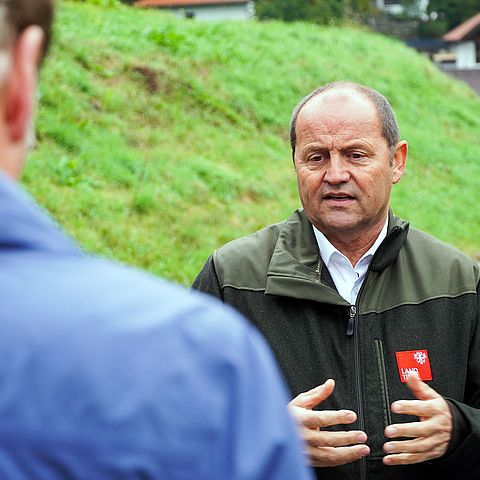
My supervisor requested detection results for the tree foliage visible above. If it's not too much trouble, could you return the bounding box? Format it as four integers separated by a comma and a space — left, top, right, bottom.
73, 0, 121, 6
255, 0, 373, 23
398, 0, 425, 17
427, 0, 480, 30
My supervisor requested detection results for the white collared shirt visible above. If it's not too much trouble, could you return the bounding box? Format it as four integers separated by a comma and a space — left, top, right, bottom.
313, 219, 389, 305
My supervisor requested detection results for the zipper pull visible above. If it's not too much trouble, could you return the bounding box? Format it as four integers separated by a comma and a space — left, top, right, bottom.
315, 262, 321, 281
347, 305, 356, 336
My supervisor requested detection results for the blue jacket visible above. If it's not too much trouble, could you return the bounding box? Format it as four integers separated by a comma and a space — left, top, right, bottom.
0, 174, 312, 480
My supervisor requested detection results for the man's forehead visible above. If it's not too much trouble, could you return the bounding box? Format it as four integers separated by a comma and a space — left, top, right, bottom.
299, 88, 378, 123
297, 89, 382, 140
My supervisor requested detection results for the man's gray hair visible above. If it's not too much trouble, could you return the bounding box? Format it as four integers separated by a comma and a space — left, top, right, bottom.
289, 81, 400, 156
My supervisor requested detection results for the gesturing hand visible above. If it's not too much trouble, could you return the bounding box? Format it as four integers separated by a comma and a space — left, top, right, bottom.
288, 379, 370, 467
383, 373, 452, 465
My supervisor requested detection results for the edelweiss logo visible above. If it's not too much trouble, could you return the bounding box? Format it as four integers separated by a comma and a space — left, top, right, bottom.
413, 351, 427, 365
396, 349, 432, 383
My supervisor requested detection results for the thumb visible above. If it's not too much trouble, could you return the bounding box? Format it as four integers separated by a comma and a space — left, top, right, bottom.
406, 372, 438, 401
290, 378, 335, 409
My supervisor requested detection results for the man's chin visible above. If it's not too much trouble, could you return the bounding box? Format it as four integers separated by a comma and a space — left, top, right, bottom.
312, 212, 362, 234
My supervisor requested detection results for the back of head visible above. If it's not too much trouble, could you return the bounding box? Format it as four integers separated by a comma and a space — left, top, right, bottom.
0, 0, 53, 60
0, 0, 54, 179
290, 81, 400, 156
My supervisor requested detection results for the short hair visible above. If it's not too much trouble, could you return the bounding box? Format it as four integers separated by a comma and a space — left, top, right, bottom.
289, 81, 400, 156
0, 0, 54, 61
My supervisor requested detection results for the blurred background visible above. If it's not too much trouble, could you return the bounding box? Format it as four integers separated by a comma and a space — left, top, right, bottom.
26, 0, 480, 285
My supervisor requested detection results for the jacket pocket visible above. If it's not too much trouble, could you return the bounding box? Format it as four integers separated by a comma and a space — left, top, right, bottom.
374, 338, 392, 428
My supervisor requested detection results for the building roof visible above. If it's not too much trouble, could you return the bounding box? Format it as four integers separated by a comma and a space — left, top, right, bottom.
135, 0, 248, 7
443, 12, 480, 42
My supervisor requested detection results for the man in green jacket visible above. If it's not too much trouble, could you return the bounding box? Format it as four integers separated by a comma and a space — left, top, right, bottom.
193, 81, 480, 479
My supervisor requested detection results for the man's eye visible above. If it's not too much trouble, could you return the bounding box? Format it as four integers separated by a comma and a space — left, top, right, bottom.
309, 155, 326, 162
349, 153, 365, 160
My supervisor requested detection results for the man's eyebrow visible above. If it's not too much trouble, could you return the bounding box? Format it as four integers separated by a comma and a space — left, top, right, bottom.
340, 140, 374, 150
300, 141, 373, 154
301, 143, 329, 153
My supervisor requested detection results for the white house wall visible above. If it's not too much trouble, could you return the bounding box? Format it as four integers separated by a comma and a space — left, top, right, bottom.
376, 0, 428, 15
377, 1, 403, 15
169, 2, 253, 20
453, 41, 477, 68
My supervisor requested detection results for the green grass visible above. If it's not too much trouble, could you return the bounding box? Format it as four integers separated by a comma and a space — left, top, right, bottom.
24, 1, 480, 285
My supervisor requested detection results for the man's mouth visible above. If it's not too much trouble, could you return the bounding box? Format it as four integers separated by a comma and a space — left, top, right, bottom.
323, 193, 354, 201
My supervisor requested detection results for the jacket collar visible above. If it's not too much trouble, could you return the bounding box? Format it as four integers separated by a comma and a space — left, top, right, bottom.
265, 209, 409, 304
0, 172, 80, 255
370, 210, 410, 272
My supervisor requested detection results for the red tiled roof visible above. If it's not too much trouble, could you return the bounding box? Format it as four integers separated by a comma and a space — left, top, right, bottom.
443, 13, 480, 42
136, 0, 248, 7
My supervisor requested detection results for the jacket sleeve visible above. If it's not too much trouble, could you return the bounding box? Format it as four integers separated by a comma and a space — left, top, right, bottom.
431, 279, 480, 478
192, 255, 224, 301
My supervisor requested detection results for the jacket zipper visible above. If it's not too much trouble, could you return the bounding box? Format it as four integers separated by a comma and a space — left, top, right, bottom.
352, 302, 366, 480
347, 305, 356, 336
347, 227, 401, 479
343, 225, 402, 479
348, 258, 378, 480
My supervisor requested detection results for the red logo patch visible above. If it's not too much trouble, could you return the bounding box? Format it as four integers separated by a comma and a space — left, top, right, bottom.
395, 349, 432, 383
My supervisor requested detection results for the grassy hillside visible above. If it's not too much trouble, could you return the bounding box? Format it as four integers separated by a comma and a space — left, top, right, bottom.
25, 1, 480, 285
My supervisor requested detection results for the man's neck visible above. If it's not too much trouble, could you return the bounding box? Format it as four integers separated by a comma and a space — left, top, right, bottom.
0, 143, 25, 180
321, 219, 388, 267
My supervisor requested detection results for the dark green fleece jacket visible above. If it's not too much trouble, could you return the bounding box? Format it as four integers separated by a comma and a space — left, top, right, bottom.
193, 209, 480, 480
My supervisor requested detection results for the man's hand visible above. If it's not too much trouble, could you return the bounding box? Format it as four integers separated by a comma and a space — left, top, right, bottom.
289, 379, 370, 467
383, 373, 452, 465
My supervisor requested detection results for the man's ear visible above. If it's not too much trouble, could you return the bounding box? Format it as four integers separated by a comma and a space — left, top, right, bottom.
4, 26, 44, 144
392, 140, 407, 184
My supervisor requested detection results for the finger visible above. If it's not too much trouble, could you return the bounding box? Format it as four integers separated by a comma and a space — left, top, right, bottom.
384, 438, 429, 455
295, 408, 358, 429
383, 449, 442, 466
405, 373, 439, 401
384, 418, 437, 439
384, 435, 449, 456
304, 428, 367, 448
390, 398, 440, 417
308, 444, 370, 467
290, 379, 335, 409
391, 397, 450, 420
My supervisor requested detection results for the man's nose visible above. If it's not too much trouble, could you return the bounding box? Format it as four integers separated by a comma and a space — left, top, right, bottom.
323, 155, 350, 184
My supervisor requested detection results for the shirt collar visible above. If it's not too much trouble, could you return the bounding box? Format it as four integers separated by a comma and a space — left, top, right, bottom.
313, 217, 389, 268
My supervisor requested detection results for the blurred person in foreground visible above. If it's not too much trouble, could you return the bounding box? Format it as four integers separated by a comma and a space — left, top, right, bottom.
0, 1, 313, 479
193, 81, 480, 479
